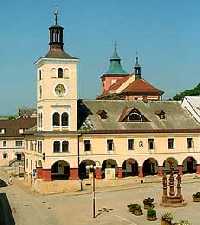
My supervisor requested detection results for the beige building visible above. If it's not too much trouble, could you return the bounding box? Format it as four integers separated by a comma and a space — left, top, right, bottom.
0, 117, 36, 166
24, 14, 200, 182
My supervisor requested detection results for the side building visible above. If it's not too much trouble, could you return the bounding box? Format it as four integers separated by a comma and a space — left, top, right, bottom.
24, 15, 200, 182
0, 117, 36, 166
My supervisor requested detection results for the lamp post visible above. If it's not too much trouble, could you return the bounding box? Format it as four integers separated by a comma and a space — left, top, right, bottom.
86, 164, 96, 218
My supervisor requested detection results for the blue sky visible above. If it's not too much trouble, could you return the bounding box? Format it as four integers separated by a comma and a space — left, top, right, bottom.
0, 0, 200, 114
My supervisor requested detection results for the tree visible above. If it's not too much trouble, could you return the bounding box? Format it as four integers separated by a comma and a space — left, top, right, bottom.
173, 83, 200, 101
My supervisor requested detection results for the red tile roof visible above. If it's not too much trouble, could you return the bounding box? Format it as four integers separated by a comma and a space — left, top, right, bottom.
122, 79, 163, 95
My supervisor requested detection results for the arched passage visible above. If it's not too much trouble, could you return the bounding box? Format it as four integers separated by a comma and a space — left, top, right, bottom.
163, 157, 178, 174
79, 160, 96, 179
143, 158, 158, 176
183, 156, 197, 174
51, 160, 70, 180
102, 159, 117, 179
122, 158, 138, 177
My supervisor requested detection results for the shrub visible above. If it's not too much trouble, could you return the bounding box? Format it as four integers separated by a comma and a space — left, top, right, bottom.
147, 208, 156, 218
161, 212, 173, 222
127, 204, 143, 216
192, 192, 200, 198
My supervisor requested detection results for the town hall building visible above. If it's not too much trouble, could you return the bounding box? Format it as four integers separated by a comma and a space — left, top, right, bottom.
24, 14, 200, 183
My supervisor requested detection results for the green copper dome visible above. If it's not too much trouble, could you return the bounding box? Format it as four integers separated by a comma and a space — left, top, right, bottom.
106, 44, 127, 74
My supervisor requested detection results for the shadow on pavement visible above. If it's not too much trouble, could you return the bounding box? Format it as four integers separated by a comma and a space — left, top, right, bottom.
0, 179, 7, 188
0, 193, 15, 225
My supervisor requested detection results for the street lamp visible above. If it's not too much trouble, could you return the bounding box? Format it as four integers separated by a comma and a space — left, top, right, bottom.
86, 164, 96, 218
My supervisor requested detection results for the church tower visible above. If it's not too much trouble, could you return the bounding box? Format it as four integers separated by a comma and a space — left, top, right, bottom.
35, 12, 79, 132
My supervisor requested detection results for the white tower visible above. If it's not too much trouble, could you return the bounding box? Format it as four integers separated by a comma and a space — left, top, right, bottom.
35, 12, 79, 132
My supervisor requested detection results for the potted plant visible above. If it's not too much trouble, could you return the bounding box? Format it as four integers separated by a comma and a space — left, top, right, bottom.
147, 208, 157, 221
127, 203, 143, 216
192, 192, 200, 202
143, 197, 154, 209
161, 212, 173, 225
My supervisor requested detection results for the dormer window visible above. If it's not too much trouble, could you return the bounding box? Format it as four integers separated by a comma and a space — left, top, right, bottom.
19, 128, 24, 134
0, 129, 5, 134
128, 112, 142, 122
97, 110, 108, 119
119, 108, 149, 122
155, 110, 166, 119
58, 68, 63, 78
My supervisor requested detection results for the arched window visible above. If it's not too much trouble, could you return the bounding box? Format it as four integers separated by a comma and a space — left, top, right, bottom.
40, 113, 43, 128
61, 112, 69, 126
52, 112, 60, 126
58, 68, 63, 78
39, 70, 42, 80
39, 86, 42, 99
53, 141, 60, 152
62, 141, 69, 152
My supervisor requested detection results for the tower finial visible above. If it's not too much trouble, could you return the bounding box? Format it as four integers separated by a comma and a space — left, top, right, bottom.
114, 41, 117, 52
54, 9, 58, 25
136, 51, 139, 64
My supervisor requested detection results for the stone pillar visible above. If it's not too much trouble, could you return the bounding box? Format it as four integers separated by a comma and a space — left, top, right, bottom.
117, 167, 123, 178
196, 164, 200, 174
95, 167, 102, 179
138, 166, 143, 178
157, 166, 163, 176
69, 168, 79, 180
42, 169, 52, 181
36, 167, 43, 179
169, 173, 175, 196
178, 165, 183, 175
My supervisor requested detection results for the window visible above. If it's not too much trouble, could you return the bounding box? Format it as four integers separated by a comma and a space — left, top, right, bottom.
187, 138, 193, 149
0, 129, 5, 134
58, 68, 63, 78
39, 70, 42, 80
96, 110, 108, 119
84, 140, 91, 151
2, 141, 6, 147
61, 112, 69, 126
107, 139, 114, 151
168, 138, 174, 149
128, 139, 134, 150
3, 153, 7, 159
62, 141, 69, 152
53, 141, 60, 152
19, 129, 24, 134
16, 141, 23, 147
39, 86, 42, 99
38, 141, 42, 153
53, 112, 60, 126
128, 113, 142, 122
148, 139, 155, 150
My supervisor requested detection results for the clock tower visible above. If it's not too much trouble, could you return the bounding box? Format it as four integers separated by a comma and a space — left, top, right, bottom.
35, 12, 79, 132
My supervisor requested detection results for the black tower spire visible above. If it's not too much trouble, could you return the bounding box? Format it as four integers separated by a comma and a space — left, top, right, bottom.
134, 54, 142, 79
49, 10, 64, 50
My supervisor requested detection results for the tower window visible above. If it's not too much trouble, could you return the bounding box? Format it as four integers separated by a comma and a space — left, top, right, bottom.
39, 86, 42, 99
52, 112, 60, 126
62, 141, 69, 152
58, 68, 63, 78
61, 112, 69, 126
53, 141, 60, 152
39, 70, 42, 80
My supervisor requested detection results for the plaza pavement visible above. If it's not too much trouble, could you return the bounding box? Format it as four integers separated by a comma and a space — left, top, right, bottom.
0, 170, 200, 225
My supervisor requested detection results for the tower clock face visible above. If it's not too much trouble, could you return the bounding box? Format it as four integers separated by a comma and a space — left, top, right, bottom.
55, 84, 66, 97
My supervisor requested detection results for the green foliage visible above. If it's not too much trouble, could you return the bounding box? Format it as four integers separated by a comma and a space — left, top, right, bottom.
147, 208, 156, 217
161, 212, 173, 222
173, 83, 200, 101
127, 204, 143, 215
193, 191, 200, 198
143, 197, 154, 209
8, 116, 16, 120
